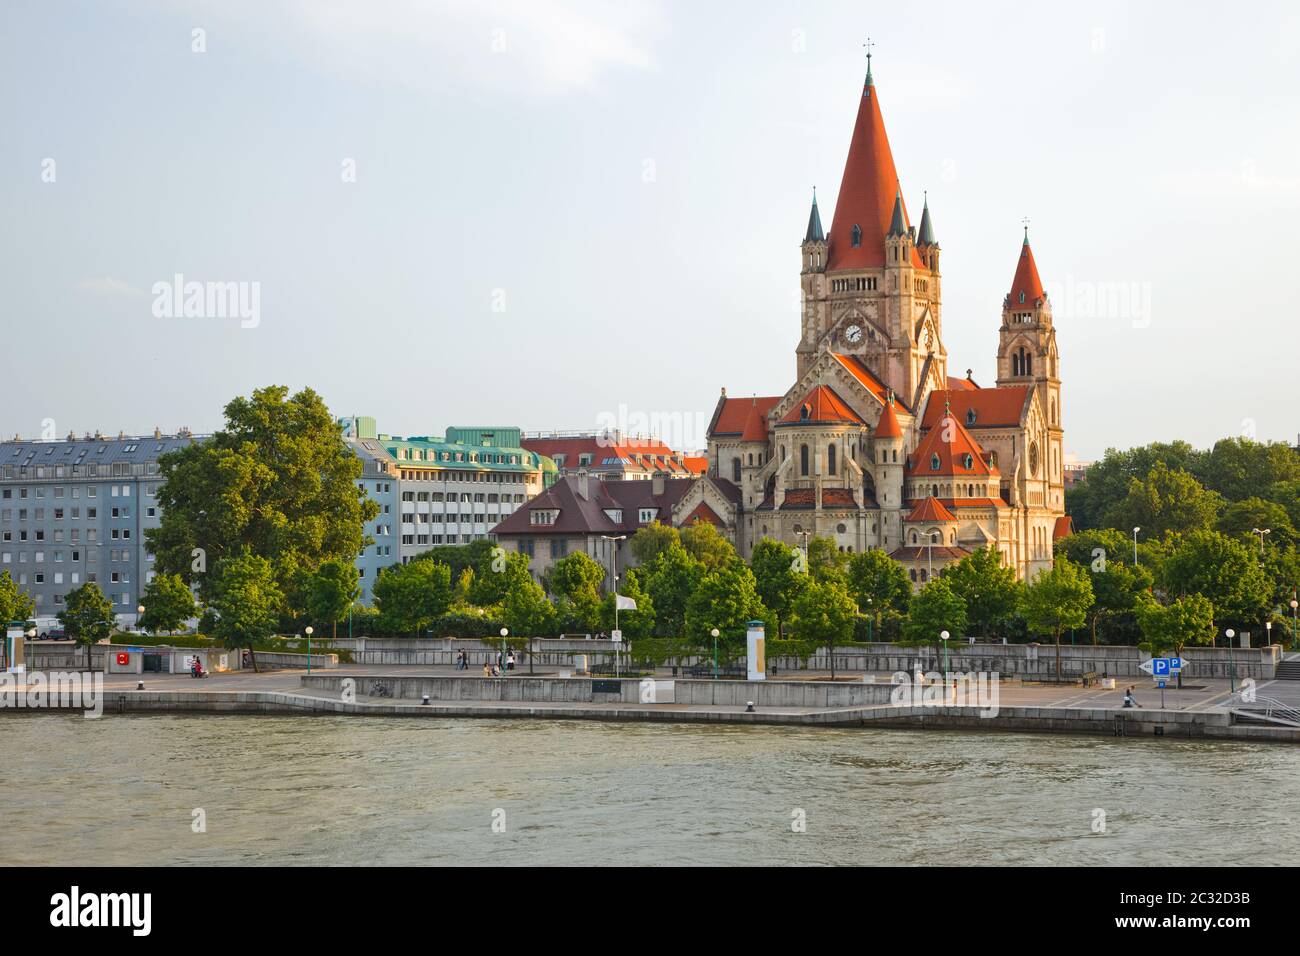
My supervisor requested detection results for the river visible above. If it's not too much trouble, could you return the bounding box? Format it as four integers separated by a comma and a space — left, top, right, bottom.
2, 714, 1295, 865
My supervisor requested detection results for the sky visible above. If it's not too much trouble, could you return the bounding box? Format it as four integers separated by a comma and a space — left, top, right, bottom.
3, 0, 1299, 461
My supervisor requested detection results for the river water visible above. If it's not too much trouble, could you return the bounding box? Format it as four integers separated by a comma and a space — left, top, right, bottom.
2, 714, 1296, 866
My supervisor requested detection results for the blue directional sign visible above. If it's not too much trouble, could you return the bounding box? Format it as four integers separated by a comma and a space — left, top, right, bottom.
1168, 656, 1183, 673
1151, 658, 1171, 677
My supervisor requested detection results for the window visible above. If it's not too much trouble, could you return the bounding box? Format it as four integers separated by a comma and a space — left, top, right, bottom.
827, 444, 837, 476
966, 408, 977, 427
800, 444, 810, 477
851, 224, 862, 248
732, 457, 741, 483
930, 453, 940, 471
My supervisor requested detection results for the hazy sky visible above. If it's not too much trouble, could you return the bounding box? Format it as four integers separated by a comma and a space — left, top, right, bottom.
4, 0, 1299, 460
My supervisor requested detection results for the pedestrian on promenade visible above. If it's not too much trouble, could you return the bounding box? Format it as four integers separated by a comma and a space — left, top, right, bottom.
1123, 686, 1142, 708
507, 651, 516, 671
482, 662, 491, 677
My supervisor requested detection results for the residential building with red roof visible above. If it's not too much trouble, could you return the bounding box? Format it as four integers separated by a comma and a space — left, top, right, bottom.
672, 57, 1068, 584
521, 431, 705, 482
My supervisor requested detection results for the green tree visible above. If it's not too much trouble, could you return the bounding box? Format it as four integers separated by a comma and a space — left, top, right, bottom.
1054, 528, 1131, 569
1216, 497, 1297, 551
1104, 461, 1224, 539
467, 546, 533, 608
0, 570, 35, 625
789, 579, 857, 680
629, 522, 681, 566
1020, 558, 1094, 680
749, 538, 808, 639
373, 560, 453, 637
640, 544, 705, 638
1067, 441, 1204, 530
806, 535, 848, 585
900, 577, 967, 665
1085, 559, 1153, 645
138, 573, 197, 635
547, 551, 607, 634
1198, 437, 1300, 502
1136, 592, 1216, 659
1159, 530, 1271, 631
58, 582, 116, 670
145, 385, 378, 610
845, 549, 911, 638
1261, 545, 1300, 622
502, 577, 558, 672
679, 520, 738, 571
208, 554, 283, 671
944, 547, 1023, 639
307, 560, 360, 639
683, 563, 767, 654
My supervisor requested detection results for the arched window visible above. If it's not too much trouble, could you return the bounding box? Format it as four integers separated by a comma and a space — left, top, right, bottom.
732, 457, 741, 483
910, 531, 918, 545
920, 568, 928, 583
966, 408, 977, 427
828, 443, 837, 476
800, 444, 810, 477
930, 453, 941, 471
851, 224, 862, 248
909, 569, 917, 582
1012, 353, 1021, 376
1025, 352, 1032, 375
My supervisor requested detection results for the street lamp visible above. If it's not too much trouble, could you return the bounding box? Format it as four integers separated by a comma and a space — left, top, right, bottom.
600, 533, 628, 638
1225, 628, 1236, 693
1266, 620, 1273, 649
500, 626, 508, 674
1291, 599, 1298, 649
940, 629, 950, 676
304, 625, 313, 674
1132, 527, 1140, 566
711, 627, 720, 680
1252, 528, 1271, 554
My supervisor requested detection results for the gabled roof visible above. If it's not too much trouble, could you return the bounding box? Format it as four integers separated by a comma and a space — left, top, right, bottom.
825, 70, 926, 272
709, 395, 782, 440
946, 374, 978, 392
491, 475, 695, 537
1053, 515, 1075, 540
906, 496, 957, 523
829, 353, 901, 409
908, 410, 996, 477
921, 386, 1031, 430
682, 502, 724, 527
778, 385, 865, 426
1008, 233, 1045, 306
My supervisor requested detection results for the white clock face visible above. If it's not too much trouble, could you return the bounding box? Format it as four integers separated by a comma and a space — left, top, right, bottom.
845, 324, 863, 344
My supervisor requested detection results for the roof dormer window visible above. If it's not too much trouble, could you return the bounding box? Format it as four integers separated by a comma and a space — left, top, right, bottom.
966, 408, 977, 427
962, 453, 974, 470
930, 453, 941, 471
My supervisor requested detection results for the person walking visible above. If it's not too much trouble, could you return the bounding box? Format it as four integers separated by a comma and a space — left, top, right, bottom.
1123, 686, 1142, 709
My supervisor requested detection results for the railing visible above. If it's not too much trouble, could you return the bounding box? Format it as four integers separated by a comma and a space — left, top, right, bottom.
1228, 693, 1300, 727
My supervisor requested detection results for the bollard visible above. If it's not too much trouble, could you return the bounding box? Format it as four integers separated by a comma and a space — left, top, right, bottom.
421, 695, 430, 706
136, 681, 144, 691
745, 701, 755, 713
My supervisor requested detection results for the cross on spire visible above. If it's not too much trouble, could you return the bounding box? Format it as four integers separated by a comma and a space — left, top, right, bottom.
863, 37, 875, 82
1021, 217, 1031, 243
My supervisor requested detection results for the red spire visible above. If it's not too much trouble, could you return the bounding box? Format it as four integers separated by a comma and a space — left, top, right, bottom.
826, 72, 923, 271
874, 393, 903, 439
740, 398, 768, 442
1009, 232, 1045, 306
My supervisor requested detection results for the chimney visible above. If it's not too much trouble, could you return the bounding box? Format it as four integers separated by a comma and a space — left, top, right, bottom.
652, 471, 665, 496
153, 426, 162, 439
576, 469, 589, 500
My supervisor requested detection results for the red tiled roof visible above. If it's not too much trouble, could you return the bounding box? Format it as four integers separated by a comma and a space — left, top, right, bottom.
683, 502, 724, 527
906, 496, 957, 523
710, 395, 782, 439
821, 488, 858, 508
825, 76, 926, 272
779, 385, 865, 426
921, 387, 1031, 430
491, 475, 695, 537
1053, 515, 1074, 540
908, 412, 995, 477
522, 435, 691, 474
682, 456, 708, 476
888, 545, 971, 563
946, 375, 979, 391
740, 399, 769, 442
874, 396, 903, 439
1008, 238, 1045, 306
830, 353, 896, 408
781, 488, 816, 509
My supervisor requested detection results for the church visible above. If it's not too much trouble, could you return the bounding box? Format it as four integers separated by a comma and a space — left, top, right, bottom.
674, 58, 1069, 584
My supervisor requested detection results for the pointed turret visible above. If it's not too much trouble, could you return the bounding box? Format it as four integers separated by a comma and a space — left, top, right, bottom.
917, 194, 936, 246
887, 190, 907, 237
804, 189, 825, 242
874, 393, 903, 439
1008, 228, 1045, 307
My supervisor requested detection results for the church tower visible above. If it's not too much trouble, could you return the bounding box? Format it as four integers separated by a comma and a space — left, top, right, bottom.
996, 229, 1060, 433
796, 54, 944, 410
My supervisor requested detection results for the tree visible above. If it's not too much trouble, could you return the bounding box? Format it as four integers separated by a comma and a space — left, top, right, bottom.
629, 522, 680, 566
679, 520, 738, 571
307, 560, 360, 639
208, 554, 283, 672
1216, 497, 1298, 551
806, 535, 848, 585
749, 538, 808, 639
548, 552, 606, 634
640, 544, 705, 638
683, 563, 767, 654
1067, 441, 1204, 531
1261, 545, 1300, 619
373, 560, 453, 637
1136, 592, 1216, 659
846, 549, 911, 638
1159, 530, 1272, 632
900, 577, 967, 666
790, 580, 857, 680
1054, 528, 1131, 570
502, 578, 557, 673
0, 570, 35, 626
1198, 437, 1300, 503
146, 385, 378, 610
138, 574, 197, 635
1104, 461, 1223, 540
1020, 558, 1094, 680
467, 547, 533, 608
1084, 559, 1153, 645
599, 567, 656, 639
58, 582, 116, 670
944, 547, 1023, 639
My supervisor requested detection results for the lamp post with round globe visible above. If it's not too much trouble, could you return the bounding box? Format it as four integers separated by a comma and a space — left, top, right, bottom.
1291, 599, 1298, 649
940, 630, 950, 676
1225, 628, 1236, 693
304, 626, 313, 674
1132, 527, 1140, 566
711, 628, 720, 680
